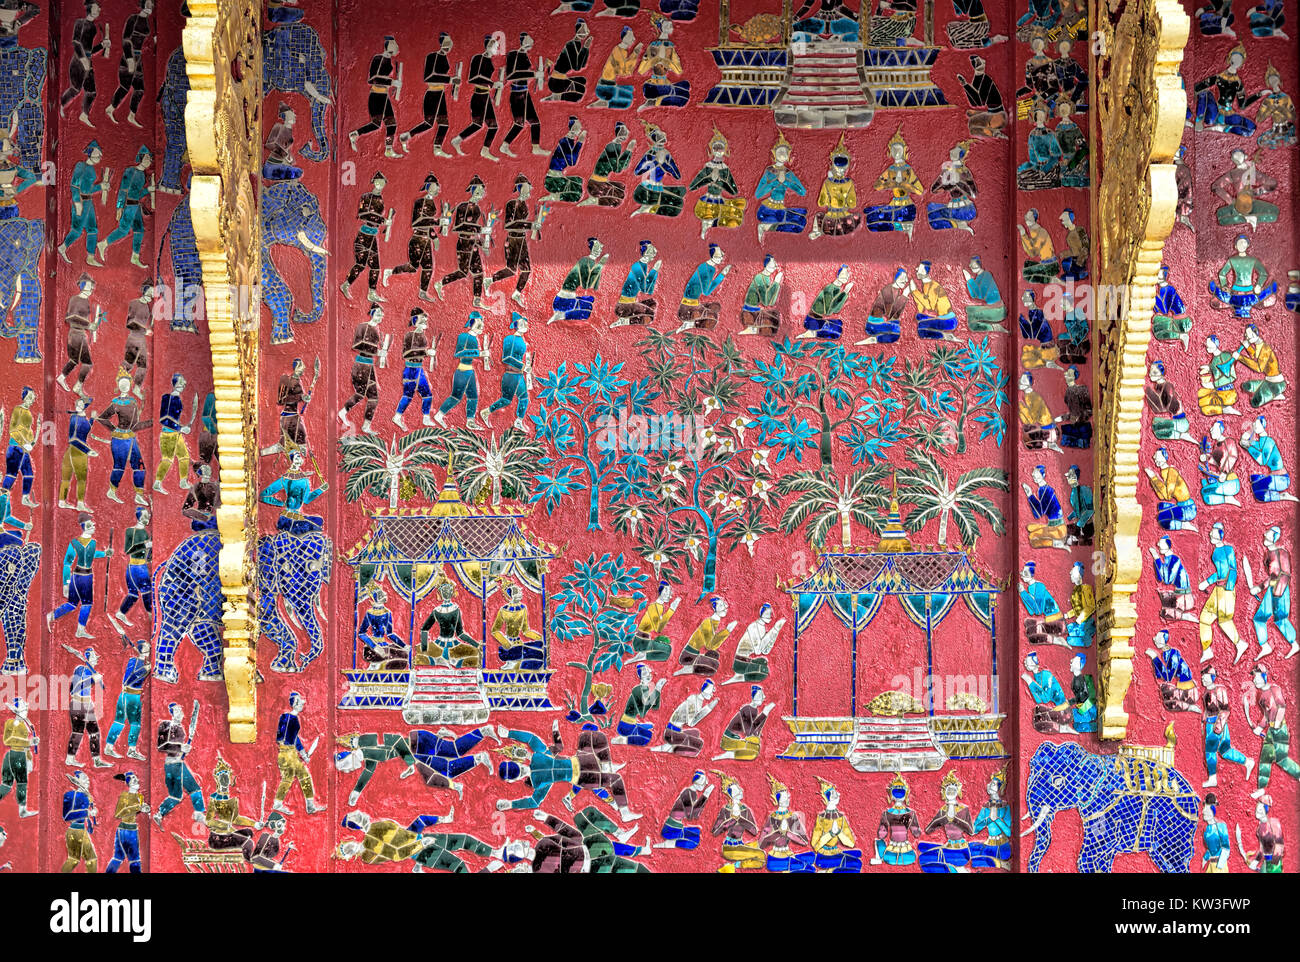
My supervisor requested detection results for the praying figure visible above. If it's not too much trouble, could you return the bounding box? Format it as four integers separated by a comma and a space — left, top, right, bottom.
864, 126, 923, 237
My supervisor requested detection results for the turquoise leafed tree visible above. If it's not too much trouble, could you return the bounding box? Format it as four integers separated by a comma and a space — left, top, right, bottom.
550, 553, 649, 727
604, 331, 774, 597
529, 354, 661, 530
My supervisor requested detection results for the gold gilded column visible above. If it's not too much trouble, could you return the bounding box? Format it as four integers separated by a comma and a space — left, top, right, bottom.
182, 0, 263, 741
1092, 0, 1188, 740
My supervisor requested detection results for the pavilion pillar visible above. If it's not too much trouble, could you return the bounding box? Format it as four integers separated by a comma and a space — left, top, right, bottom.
183, 0, 263, 741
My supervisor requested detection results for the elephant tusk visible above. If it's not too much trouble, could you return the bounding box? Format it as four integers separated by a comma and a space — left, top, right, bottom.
1020, 804, 1051, 838
304, 81, 332, 105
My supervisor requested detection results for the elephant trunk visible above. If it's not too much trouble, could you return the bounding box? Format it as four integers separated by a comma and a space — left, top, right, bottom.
1026, 807, 1055, 873
302, 97, 332, 162
294, 250, 328, 326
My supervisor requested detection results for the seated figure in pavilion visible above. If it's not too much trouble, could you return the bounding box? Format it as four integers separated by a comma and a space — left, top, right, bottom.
1190, 45, 1261, 136
927, 142, 977, 233
809, 138, 860, 240
1147, 447, 1199, 532
864, 128, 923, 236
358, 587, 411, 670
1022, 464, 1067, 549
1213, 149, 1279, 229
1016, 107, 1061, 190
1018, 208, 1059, 284
418, 581, 481, 669
800, 265, 852, 341
919, 770, 975, 873
1019, 291, 1060, 371
1198, 335, 1241, 416
1146, 361, 1196, 444
871, 775, 922, 868
754, 134, 807, 241
1237, 323, 1287, 407
962, 256, 1006, 333
1146, 630, 1202, 713
1242, 415, 1299, 503
491, 580, 544, 670
947, 0, 1008, 47
792, 0, 860, 41
1200, 419, 1243, 507
1020, 561, 1065, 647
1022, 651, 1072, 733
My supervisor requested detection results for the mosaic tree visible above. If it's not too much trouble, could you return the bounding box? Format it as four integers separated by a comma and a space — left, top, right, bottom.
606, 331, 773, 597
440, 429, 546, 507
550, 553, 649, 727
530, 355, 659, 531
896, 447, 1009, 548
895, 338, 1008, 455
338, 428, 444, 509
774, 464, 892, 549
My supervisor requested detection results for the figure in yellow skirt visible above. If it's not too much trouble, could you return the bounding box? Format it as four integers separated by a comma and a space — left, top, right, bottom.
1198, 334, 1240, 416
712, 684, 775, 761
1197, 522, 1248, 663
810, 777, 862, 872
491, 580, 543, 670
60, 768, 97, 873
272, 692, 325, 816
630, 580, 681, 663
711, 771, 764, 872
675, 595, 736, 677
152, 372, 192, 495
688, 128, 745, 238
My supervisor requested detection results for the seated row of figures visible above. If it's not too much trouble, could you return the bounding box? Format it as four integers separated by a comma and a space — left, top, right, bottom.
1020, 559, 1096, 649
1189, 48, 1296, 145
1149, 524, 1299, 663
1195, 0, 1290, 41
1152, 247, 1294, 350
1144, 418, 1298, 525
1146, 337, 1289, 435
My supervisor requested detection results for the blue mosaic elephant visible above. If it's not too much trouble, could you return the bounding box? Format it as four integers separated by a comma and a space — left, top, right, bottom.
161, 190, 201, 333
0, 216, 44, 363
0, 37, 46, 171
262, 15, 333, 161
0, 542, 41, 675
257, 528, 332, 673
152, 531, 226, 684
158, 47, 190, 193
1024, 742, 1199, 873
263, 180, 328, 344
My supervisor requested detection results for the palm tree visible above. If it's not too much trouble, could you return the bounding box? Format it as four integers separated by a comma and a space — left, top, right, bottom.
896, 447, 1008, 547
337, 428, 443, 510
448, 430, 546, 507
774, 464, 891, 548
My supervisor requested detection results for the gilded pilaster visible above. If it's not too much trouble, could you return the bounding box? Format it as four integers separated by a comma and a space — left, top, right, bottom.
182, 0, 263, 742
1093, 0, 1188, 740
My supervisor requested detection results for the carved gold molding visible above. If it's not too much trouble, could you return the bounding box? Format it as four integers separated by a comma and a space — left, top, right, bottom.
183, 0, 263, 742
1093, 0, 1188, 740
